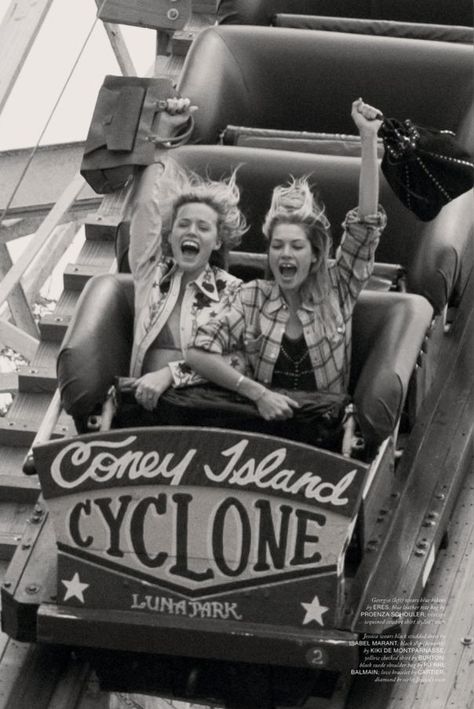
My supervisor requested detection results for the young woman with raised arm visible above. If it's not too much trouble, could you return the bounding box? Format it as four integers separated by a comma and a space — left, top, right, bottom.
186, 99, 386, 426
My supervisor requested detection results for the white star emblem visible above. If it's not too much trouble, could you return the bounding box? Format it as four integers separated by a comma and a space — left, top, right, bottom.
61, 572, 89, 603
301, 595, 329, 626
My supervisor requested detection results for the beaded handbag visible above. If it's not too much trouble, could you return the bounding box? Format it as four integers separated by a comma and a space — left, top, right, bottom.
379, 117, 473, 221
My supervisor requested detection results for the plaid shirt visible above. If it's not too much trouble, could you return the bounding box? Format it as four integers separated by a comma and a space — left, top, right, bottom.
192, 207, 386, 393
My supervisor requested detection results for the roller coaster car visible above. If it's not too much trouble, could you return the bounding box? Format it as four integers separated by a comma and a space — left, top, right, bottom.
2, 261, 438, 706
179, 25, 473, 152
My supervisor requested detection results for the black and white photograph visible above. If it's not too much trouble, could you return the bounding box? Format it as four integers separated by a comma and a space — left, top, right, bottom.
0, 2, 472, 708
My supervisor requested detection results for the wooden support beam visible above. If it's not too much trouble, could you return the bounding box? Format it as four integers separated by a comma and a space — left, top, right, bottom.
0, 319, 39, 362
0, 474, 41, 504
38, 314, 71, 343
0, 371, 18, 393
23, 221, 82, 305
63, 262, 111, 291
97, 0, 191, 31
100, 22, 137, 76
0, 0, 54, 114
0, 142, 95, 215
0, 243, 39, 338
0, 173, 86, 312
18, 365, 56, 394
0, 200, 99, 244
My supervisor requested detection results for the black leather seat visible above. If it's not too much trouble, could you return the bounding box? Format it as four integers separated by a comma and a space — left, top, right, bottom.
178, 26, 473, 152
57, 273, 433, 448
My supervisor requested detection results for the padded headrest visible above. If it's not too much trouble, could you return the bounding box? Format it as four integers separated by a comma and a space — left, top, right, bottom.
179, 26, 473, 148
217, 0, 473, 28
57, 274, 134, 425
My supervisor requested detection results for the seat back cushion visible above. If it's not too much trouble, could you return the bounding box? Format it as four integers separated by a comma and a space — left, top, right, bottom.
351, 290, 433, 445
57, 274, 134, 422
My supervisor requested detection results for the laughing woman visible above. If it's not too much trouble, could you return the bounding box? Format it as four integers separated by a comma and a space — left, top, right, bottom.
121, 98, 247, 422
186, 99, 386, 438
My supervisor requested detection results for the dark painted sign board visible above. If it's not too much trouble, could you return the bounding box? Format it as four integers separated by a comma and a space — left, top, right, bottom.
34, 427, 368, 631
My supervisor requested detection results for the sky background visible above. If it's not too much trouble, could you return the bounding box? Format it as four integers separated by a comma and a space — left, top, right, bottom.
0, 1, 156, 150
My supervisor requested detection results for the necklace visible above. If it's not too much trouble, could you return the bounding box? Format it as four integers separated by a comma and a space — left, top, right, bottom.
273, 335, 314, 389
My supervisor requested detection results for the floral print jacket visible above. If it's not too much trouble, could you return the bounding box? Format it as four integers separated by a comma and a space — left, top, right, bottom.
128, 171, 242, 385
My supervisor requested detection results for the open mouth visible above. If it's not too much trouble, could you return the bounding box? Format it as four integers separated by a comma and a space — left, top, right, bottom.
180, 239, 200, 257
278, 263, 297, 278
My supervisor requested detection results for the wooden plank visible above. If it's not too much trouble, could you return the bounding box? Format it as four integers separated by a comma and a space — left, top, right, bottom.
0, 244, 39, 338
101, 23, 136, 77
0, 200, 100, 245
192, 1, 217, 12
170, 29, 196, 56
38, 314, 71, 343
0, 474, 41, 504
96, 10, 137, 77
0, 0, 54, 114
97, 0, 191, 31
17, 366, 56, 394
0, 143, 96, 214
0, 320, 39, 362
0, 173, 86, 312
63, 262, 111, 291
23, 221, 82, 305
0, 420, 44, 447
84, 214, 122, 241
0, 409, 71, 447
0, 372, 17, 394
0, 533, 20, 562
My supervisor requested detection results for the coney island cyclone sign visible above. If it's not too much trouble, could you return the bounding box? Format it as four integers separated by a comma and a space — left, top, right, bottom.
34, 428, 368, 627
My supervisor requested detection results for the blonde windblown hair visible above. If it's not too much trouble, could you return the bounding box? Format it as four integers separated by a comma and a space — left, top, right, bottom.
156, 158, 248, 267
262, 176, 333, 303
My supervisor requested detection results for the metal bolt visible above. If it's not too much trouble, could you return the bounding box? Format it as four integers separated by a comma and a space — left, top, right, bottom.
461, 637, 472, 646
3, 582, 11, 588
21, 542, 31, 549
26, 584, 39, 594
415, 549, 426, 557
167, 8, 179, 20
